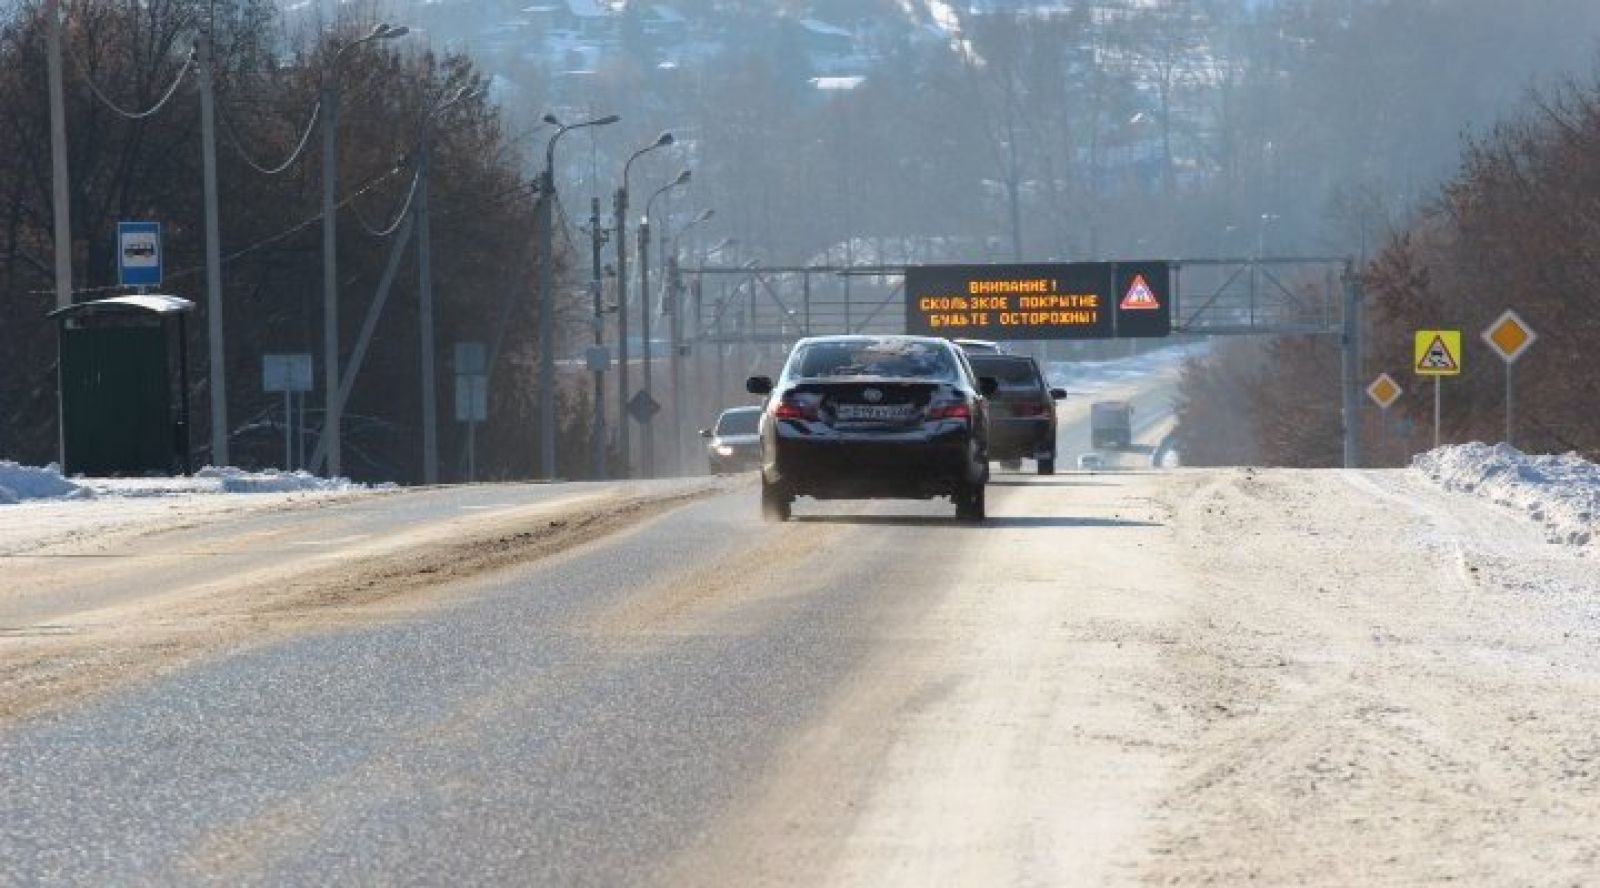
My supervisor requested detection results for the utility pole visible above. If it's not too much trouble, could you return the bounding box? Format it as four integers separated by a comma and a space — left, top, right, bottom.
320, 60, 342, 478
197, 29, 229, 467
613, 186, 631, 478
590, 196, 607, 480
416, 121, 438, 483
638, 218, 654, 478
319, 24, 409, 479
1340, 261, 1363, 469
45, 0, 70, 313
667, 252, 685, 476
536, 166, 557, 478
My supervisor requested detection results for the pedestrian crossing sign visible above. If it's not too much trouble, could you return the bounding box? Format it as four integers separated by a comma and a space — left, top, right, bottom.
1414, 330, 1462, 376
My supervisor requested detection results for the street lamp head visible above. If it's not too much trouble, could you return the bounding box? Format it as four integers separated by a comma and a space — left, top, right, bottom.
695, 209, 715, 223
543, 113, 562, 126
655, 132, 675, 148
382, 25, 410, 38
674, 169, 692, 186
595, 114, 622, 126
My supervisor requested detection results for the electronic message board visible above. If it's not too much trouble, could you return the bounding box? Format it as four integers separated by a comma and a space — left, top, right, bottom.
904, 262, 1172, 340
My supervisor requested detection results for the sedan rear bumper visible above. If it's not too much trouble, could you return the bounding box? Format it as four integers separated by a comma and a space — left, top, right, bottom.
989, 418, 1054, 459
767, 423, 977, 498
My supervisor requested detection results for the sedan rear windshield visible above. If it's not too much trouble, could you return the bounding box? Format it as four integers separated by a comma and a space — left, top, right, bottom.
968, 355, 1043, 387
716, 409, 760, 435
788, 339, 958, 381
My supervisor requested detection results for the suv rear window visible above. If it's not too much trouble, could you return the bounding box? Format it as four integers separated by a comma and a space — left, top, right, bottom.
968, 355, 1043, 387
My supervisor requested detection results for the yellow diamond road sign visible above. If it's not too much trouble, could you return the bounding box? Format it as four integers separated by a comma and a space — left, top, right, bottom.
1366, 373, 1402, 409
1414, 330, 1462, 376
1482, 310, 1537, 363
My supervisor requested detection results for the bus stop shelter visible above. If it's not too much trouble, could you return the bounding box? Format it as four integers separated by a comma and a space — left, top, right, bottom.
48, 295, 194, 477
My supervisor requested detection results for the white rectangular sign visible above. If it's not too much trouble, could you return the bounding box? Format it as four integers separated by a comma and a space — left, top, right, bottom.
262, 353, 314, 392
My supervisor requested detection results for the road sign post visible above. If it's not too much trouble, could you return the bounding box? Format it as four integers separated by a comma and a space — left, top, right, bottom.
1481, 310, 1537, 448
1366, 373, 1402, 459
117, 221, 162, 290
1414, 330, 1462, 450
455, 342, 488, 483
264, 354, 313, 471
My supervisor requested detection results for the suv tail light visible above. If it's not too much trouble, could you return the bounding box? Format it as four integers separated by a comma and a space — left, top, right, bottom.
772, 392, 821, 421
926, 400, 971, 421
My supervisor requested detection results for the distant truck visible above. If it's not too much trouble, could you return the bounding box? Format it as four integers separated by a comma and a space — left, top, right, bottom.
1090, 400, 1133, 449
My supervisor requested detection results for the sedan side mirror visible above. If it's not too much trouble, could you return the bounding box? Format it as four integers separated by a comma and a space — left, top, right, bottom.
978, 376, 999, 397
698, 428, 712, 438
746, 375, 773, 395
1049, 388, 1067, 401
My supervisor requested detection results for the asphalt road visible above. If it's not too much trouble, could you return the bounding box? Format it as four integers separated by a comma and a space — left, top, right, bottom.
1, 383, 1186, 887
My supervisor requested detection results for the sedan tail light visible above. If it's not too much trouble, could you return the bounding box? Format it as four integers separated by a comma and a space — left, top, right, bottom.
926, 400, 972, 421
772, 393, 821, 421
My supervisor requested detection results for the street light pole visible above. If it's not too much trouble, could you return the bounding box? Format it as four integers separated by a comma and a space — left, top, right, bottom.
638, 169, 690, 478
663, 205, 710, 476
538, 112, 620, 479
320, 23, 408, 479
614, 131, 674, 479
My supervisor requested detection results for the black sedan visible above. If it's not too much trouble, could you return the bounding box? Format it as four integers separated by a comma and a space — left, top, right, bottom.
747, 335, 996, 522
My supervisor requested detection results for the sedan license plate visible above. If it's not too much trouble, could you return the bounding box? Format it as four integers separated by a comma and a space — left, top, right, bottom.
836, 403, 914, 421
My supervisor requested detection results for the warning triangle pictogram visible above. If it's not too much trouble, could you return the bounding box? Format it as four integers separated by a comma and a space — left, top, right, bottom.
1417, 335, 1458, 371
1120, 274, 1160, 311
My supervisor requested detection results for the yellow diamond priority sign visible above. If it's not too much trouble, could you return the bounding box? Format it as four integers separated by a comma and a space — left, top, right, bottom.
1482, 310, 1537, 364
1366, 373, 1402, 409
1414, 330, 1462, 377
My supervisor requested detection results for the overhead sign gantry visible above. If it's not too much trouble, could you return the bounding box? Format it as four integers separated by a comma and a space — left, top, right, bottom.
903, 262, 1173, 340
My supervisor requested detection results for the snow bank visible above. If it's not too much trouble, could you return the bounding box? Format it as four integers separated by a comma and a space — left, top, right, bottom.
1412, 443, 1600, 548
0, 461, 87, 504
0, 461, 372, 503
193, 466, 368, 494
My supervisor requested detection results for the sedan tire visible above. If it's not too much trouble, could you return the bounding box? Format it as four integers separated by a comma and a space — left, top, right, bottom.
955, 482, 987, 522
761, 479, 792, 522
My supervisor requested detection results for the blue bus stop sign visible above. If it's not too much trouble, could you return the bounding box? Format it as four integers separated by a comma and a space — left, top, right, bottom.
118, 221, 162, 287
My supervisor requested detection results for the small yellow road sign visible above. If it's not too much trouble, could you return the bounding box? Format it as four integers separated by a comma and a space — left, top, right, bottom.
1366, 373, 1402, 409
1482, 310, 1537, 363
1414, 330, 1462, 376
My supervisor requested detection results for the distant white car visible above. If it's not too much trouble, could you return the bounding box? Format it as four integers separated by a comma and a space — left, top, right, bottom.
1077, 453, 1105, 471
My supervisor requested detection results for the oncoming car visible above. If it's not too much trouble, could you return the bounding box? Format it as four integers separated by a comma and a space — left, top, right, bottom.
701, 406, 762, 474
747, 335, 996, 522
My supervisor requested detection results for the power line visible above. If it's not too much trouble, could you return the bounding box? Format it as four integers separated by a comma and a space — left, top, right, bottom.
218, 97, 323, 176
350, 159, 423, 238
66, 45, 193, 120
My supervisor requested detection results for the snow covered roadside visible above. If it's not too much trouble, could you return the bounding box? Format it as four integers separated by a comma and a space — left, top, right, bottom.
1411, 443, 1600, 549
0, 460, 375, 503
0, 460, 387, 557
